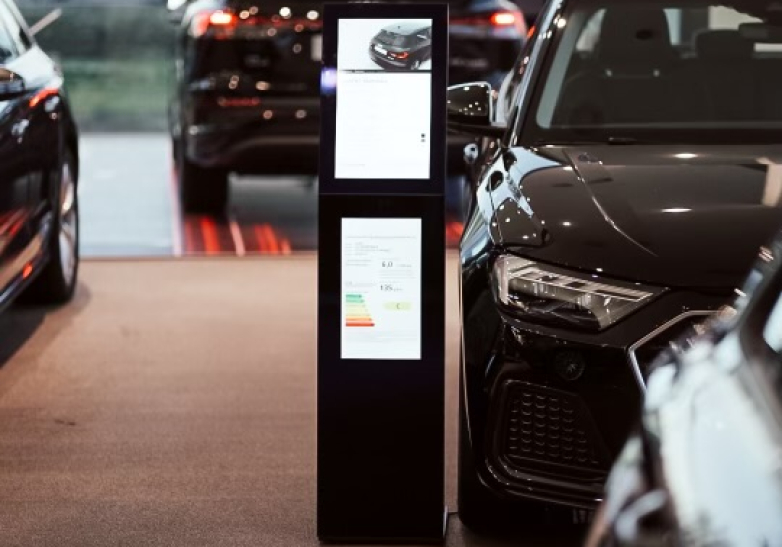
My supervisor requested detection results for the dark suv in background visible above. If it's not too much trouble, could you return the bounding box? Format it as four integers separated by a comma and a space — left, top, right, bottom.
369, 21, 431, 70
168, 0, 526, 213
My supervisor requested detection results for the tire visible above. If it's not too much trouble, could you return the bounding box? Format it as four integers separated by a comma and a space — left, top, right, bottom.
176, 142, 229, 215
410, 58, 421, 70
23, 149, 79, 305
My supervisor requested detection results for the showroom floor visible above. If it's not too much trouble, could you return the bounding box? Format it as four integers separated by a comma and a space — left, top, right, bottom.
0, 134, 584, 545
0, 256, 583, 546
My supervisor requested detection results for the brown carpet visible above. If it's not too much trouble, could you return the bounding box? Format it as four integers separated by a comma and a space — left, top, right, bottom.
0, 255, 528, 546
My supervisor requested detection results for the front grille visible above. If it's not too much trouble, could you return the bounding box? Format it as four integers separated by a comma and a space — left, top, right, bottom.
495, 382, 610, 484
629, 311, 713, 385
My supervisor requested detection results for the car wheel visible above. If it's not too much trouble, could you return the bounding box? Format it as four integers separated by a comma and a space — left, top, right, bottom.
410, 58, 421, 70
23, 149, 79, 304
176, 143, 229, 215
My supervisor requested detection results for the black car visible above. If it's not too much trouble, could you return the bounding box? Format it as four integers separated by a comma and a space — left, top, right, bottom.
168, 0, 526, 213
0, 0, 80, 311
369, 21, 431, 71
450, 0, 782, 532
585, 233, 782, 547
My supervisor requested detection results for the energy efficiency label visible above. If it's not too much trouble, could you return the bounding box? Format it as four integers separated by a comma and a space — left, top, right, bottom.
341, 218, 422, 360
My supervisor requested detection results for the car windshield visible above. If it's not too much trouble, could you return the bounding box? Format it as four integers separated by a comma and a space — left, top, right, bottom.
524, 0, 782, 144
375, 30, 408, 47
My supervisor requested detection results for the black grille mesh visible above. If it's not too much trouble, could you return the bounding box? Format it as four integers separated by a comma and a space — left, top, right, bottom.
497, 382, 609, 483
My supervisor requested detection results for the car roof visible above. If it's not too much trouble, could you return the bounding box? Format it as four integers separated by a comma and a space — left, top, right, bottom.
380, 21, 430, 35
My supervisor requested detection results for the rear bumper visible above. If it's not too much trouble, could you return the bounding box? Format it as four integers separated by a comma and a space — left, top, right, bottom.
368, 48, 409, 69
187, 126, 319, 174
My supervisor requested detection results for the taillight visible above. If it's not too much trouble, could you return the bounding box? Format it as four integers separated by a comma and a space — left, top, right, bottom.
450, 10, 527, 37
490, 10, 526, 35
191, 10, 237, 38
29, 87, 59, 108
392, 51, 409, 59
490, 12, 516, 26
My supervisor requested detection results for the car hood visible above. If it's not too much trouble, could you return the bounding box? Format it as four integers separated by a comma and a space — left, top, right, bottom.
491, 145, 782, 289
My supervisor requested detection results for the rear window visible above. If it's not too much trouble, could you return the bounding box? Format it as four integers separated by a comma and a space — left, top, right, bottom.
375, 30, 409, 47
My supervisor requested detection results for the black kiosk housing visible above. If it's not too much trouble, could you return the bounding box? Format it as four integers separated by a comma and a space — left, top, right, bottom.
317, 3, 448, 543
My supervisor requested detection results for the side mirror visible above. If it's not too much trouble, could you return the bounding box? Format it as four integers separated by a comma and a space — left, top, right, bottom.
447, 81, 506, 138
0, 68, 25, 101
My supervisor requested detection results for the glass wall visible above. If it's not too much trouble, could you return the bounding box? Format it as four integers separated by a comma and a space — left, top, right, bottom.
19, 1, 174, 131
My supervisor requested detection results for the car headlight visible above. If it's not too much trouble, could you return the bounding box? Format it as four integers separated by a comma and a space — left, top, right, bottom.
493, 256, 664, 331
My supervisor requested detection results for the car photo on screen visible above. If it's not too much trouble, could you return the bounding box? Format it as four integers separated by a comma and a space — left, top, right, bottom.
369, 21, 432, 71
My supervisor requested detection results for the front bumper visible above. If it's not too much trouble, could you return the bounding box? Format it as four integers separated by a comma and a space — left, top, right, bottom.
461, 266, 728, 508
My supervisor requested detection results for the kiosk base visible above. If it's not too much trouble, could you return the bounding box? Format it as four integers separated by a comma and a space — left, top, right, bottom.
318, 508, 449, 544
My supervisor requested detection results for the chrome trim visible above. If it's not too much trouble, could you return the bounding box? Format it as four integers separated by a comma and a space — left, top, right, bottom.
628, 310, 713, 390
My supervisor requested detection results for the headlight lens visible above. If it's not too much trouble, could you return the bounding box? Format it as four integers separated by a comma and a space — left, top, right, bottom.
494, 256, 663, 331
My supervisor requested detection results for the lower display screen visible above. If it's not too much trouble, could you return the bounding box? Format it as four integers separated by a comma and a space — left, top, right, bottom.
341, 218, 422, 360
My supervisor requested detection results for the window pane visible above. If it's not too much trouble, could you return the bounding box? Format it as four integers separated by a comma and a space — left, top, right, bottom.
526, 0, 782, 143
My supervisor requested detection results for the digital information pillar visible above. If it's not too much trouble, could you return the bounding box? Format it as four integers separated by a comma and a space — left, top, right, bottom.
317, 3, 448, 543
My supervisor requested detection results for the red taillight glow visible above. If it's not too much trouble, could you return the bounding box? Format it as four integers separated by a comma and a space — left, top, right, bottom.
490, 11, 517, 26
192, 10, 236, 37
392, 51, 409, 59
22, 263, 33, 279
450, 10, 526, 35
210, 11, 235, 25
29, 87, 59, 108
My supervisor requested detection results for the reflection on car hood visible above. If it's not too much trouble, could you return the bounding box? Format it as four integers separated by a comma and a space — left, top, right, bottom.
493, 145, 782, 289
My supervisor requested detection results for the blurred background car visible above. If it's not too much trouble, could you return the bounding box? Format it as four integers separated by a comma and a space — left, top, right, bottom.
451, 0, 782, 533
585, 234, 782, 547
0, 0, 80, 311
167, 0, 527, 213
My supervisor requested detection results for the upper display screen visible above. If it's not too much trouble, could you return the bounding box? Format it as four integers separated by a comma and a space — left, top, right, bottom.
334, 19, 433, 180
